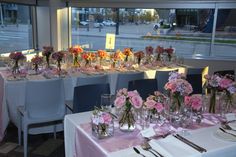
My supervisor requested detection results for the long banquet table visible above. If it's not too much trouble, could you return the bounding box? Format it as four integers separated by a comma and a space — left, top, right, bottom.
0, 65, 186, 141
64, 111, 236, 157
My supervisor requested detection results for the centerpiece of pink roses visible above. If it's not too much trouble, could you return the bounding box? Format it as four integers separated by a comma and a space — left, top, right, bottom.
114, 88, 143, 131
42, 46, 54, 68
144, 91, 167, 123
164, 71, 193, 112
204, 74, 236, 113
91, 108, 114, 139
9, 52, 26, 74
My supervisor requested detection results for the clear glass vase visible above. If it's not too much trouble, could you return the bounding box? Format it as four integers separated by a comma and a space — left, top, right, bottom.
92, 120, 114, 139
118, 106, 136, 132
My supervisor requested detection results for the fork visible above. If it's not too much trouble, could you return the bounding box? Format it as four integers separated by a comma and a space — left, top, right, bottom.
141, 142, 165, 157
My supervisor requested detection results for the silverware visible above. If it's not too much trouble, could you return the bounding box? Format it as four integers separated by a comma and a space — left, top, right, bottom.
133, 147, 146, 157
173, 134, 207, 153
141, 142, 164, 157
219, 127, 236, 138
221, 123, 236, 131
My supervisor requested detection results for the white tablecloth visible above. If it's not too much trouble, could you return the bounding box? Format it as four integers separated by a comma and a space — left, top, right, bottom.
64, 112, 236, 157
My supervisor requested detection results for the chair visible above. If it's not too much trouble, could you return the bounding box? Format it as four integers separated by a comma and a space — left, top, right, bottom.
76, 74, 109, 86
73, 83, 110, 113
214, 70, 235, 80
116, 72, 144, 93
155, 70, 178, 93
17, 79, 65, 157
128, 79, 158, 100
186, 74, 203, 94
186, 67, 204, 75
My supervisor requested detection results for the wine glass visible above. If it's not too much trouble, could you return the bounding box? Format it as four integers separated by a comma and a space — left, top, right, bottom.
101, 94, 114, 111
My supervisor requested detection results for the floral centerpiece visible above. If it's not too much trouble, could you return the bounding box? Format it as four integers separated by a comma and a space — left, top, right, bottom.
165, 46, 174, 61
9, 52, 26, 74
91, 108, 114, 139
97, 50, 108, 66
52, 51, 65, 73
31, 55, 43, 74
144, 91, 167, 123
42, 46, 54, 68
204, 74, 236, 113
122, 48, 133, 62
114, 88, 143, 131
69, 45, 83, 66
185, 94, 203, 123
110, 50, 125, 68
164, 72, 193, 111
134, 51, 144, 65
155, 46, 164, 61
82, 52, 96, 67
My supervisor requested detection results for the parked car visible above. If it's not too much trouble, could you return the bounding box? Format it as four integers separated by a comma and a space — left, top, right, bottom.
102, 20, 116, 26
94, 22, 104, 28
79, 21, 88, 26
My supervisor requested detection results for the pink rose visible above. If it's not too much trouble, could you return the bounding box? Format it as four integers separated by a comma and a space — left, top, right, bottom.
219, 78, 233, 89
145, 99, 156, 109
184, 96, 191, 106
155, 102, 164, 113
114, 95, 126, 108
128, 90, 138, 98
102, 112, 112, 124
130, 95, 143, 108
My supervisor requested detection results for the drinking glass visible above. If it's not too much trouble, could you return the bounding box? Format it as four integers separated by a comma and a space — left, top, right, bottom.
101, 94, 114, 111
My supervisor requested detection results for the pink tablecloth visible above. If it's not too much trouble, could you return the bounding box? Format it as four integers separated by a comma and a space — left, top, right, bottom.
74, 113, 224, 157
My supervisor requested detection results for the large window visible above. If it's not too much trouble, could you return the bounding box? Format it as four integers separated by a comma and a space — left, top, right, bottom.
0, 3, 33, 53
71, 7, 215, 58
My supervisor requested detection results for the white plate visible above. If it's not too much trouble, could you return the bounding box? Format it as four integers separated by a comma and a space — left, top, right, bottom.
214, 129, 236, 142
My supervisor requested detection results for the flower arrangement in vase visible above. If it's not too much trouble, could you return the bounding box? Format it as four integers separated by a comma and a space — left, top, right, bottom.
42, 46, 53, 68
122, 48, 133, 62
31, 55, 43, 74
9, 52, 26, 74
110, 50, 125, 69
82, 52, 96, 67
155, 46, 164, 61
97, 50, 108, 66
144, 91, 167, 124
134, 51, 144, 65
69, 45, 83, 67
204, 74, 236, 113
184, 94, 203, 123
91, 108, 114, 139
114, 88, 143, 131
52, 51, 65, 74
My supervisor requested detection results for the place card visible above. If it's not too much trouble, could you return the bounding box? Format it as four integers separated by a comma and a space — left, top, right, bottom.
140, 127, 156, 138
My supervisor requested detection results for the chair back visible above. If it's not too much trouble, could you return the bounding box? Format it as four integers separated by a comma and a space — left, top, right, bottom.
73, 83, 110, 113
128, 79, 157, 99
76, 74, 108, 86
116, 72, 144, 92
186, 74, 202, 94
186, 67, 204, 75
155, 70, 178, 93
25, 79, 65, 118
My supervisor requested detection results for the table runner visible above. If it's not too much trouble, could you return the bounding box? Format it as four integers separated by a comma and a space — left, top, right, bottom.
73, 113, 225, 157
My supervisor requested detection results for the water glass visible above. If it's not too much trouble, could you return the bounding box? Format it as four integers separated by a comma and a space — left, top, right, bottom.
101, 94, 114, 111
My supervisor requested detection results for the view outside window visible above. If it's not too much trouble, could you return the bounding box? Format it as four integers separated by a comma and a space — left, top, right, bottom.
213, 9, 236, 57
71, 8, 214, 58
0, 3, 32, 53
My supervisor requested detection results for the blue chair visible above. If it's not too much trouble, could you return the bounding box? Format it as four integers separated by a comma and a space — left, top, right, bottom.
17, 79, 65, 157
73, 83, 110, 113
186, 67, 204, 75
128, 79, 158, 99
155, 70, 178, 93
76, 74, 109, 86
116, 72, 144, 92
186, 74, 203, 94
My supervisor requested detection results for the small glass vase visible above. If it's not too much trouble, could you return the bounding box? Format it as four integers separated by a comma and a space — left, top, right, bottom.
92, 121, 114, 139
219, 91, 234, 115
119, 106, 136, 132
209, 89, 217, 113
168, 94, 184, 126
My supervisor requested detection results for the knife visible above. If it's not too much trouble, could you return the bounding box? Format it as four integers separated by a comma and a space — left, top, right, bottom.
219, 127, 236, 138
173, 134, 207, 153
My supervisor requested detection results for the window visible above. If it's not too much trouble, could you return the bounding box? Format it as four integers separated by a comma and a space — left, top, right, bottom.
71, 7, 214, 58
0, 3, 33, 53
213, 9, 236, 58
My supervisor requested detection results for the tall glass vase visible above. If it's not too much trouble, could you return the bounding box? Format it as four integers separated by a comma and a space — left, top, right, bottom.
73, 54, 80, 67
209, 89, 216, 113
12, 60, 20, 74
168, 94, 184, 126
119, 103, 136, 132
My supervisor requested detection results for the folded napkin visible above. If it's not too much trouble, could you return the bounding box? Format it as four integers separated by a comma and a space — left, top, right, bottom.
228, 121, 236, 130
149, 135, 202, 157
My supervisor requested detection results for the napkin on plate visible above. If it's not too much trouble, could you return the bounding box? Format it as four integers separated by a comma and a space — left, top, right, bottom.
149, 135, 202, 157
228, 121, 236, 130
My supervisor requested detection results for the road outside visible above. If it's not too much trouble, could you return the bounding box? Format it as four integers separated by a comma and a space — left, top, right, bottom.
0, 23, 236, 58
